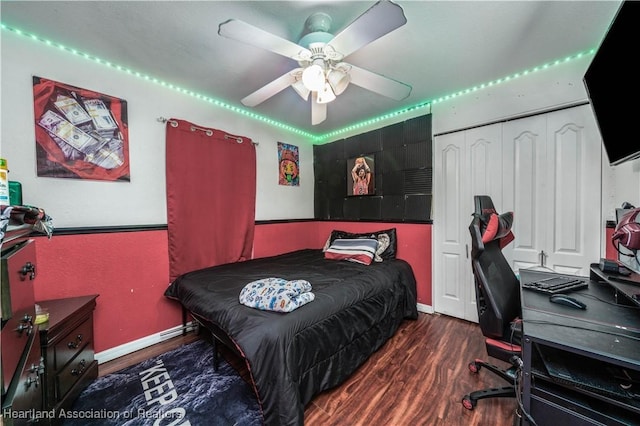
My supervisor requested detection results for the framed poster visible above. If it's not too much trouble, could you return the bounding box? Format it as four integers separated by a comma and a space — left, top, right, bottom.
347, 155, 375, 196
278, 142, 299, 186
32, 76, 130, 181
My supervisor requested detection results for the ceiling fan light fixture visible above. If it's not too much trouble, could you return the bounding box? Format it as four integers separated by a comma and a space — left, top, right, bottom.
316, 82, 336, 104
327, 68, 350, 96
218, 0, 410, 126
302, 61, 326, 92
291, 79, 310, 101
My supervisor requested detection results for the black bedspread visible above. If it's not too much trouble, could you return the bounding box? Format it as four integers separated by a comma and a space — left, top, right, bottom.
164, 249, 418, 426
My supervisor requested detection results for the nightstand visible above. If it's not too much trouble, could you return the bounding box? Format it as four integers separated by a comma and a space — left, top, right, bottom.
37, 294, 99, 423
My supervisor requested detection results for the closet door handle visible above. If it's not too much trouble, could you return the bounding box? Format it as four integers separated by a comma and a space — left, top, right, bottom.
539, 250, 547, 268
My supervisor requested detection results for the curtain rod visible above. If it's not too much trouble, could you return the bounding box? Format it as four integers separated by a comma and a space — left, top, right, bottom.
157, 117, 258, 145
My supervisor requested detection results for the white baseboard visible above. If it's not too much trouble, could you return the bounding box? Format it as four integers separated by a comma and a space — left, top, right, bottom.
416, 303, 433, 314
95, 322, 197, 364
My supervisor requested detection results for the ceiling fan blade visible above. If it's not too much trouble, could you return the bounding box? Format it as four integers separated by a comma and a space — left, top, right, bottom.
241, 71, 297, 107
219, 19, 311, 60
327, 0, 407, 58
346, 63, 411, 101
311, 93, 327, 125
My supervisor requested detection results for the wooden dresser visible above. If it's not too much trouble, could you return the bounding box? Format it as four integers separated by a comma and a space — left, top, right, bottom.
37, 294, 99, 424
1, 229, 43, 426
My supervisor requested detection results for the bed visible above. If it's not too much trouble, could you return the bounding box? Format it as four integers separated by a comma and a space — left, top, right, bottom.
164, 245, 418, 426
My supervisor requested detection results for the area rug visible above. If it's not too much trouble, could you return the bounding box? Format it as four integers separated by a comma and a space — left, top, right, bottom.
62, 339, 262, 426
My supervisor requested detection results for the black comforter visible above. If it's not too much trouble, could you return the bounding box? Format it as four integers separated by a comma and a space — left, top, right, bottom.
164, 249, 418, 426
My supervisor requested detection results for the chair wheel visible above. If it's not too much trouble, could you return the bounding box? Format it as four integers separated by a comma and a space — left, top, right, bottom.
462, 395, 475, 410
468, 361, 481, 374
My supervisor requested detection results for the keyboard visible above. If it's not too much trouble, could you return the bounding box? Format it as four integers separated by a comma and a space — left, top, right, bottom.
522, 276, 588, 294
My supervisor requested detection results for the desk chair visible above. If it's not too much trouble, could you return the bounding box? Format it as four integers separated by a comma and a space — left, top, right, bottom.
462, 195, 522, 410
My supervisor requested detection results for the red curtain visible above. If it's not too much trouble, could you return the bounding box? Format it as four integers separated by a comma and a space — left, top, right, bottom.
165, 119, 256, 282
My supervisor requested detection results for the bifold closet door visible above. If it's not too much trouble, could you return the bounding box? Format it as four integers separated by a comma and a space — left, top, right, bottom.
433, 104, 601, 322
433, 123, 502, 321
502, 104, 601, 276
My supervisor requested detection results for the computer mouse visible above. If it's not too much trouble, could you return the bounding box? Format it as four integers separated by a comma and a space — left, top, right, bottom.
549, 294, 587, 310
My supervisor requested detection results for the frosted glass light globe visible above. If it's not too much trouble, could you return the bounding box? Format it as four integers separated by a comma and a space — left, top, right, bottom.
302, 64, 326, 92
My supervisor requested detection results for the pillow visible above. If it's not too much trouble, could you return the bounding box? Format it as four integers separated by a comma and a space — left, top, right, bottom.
322, 228, 397, 260
324, 238, 378, 265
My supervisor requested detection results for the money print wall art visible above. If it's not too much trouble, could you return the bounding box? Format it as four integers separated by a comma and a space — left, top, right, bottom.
32, 76, 130, 181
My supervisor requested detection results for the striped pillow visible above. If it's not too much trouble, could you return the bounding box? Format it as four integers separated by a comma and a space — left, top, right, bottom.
324, 238, 378, 265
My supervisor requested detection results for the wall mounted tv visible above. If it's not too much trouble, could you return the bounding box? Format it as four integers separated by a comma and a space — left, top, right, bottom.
583, 0, 640, 166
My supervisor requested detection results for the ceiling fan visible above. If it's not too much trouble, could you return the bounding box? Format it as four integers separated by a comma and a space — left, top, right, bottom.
218, 0, 412, 125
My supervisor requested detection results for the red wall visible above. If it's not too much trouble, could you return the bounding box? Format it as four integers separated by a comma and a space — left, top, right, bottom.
252, 222, 320, 258
32, 222, 432, 354
32, 231, 181, 353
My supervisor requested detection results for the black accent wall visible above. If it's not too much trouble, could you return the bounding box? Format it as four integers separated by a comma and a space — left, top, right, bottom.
314, 114, 432, 222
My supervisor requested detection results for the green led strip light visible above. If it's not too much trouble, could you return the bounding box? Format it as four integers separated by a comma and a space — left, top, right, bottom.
1, 23, 314, 139
318, 49, 596, 143
2, 23, 595, 144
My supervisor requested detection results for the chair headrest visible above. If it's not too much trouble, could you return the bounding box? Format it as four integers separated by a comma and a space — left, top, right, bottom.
474, 195, 496, 213
477, 210, 514, 245
471, 195, 515, 250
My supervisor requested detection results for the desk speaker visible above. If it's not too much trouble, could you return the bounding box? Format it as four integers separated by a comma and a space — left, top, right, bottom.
599, 258, 620, 274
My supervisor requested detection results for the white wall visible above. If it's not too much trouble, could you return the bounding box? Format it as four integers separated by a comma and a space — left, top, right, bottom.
1, 31, 315, 227
433, 55, 594, 135
4, 28, 639, 231
602, 159, 640, 222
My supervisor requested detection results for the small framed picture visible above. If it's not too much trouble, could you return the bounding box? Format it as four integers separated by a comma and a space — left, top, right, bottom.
347, 155, 375, 196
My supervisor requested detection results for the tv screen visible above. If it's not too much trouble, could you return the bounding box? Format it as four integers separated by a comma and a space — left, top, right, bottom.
583, 1, 640, 166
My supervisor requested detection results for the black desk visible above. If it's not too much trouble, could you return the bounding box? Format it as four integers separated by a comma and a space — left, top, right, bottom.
519, 268, 640, 425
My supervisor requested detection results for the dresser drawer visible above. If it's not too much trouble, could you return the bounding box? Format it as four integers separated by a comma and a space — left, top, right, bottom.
52, 317, 93, 371
0, 239, 37, 395
56, 344, 95, 400
1, 239, 37, 322
1, 328, 43, 426
38, 295, 99, 415
1, 307, 35, 395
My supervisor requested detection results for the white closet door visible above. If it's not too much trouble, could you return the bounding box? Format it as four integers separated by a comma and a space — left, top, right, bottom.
433, 132, 468, 319
502, 104, 601, 276
433, 104, 602, 322
544, 106, 601, 275
433, 124, 502, 321
467, 125, 504, 208
502, 115, 548, 271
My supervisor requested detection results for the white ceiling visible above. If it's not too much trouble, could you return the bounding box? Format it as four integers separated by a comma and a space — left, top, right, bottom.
1, 1, 622, 135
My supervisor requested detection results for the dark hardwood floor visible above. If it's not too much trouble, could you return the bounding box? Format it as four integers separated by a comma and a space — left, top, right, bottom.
99, 313, 519, 425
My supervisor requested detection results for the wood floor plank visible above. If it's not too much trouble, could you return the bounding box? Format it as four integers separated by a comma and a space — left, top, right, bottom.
99, 313, 519, 425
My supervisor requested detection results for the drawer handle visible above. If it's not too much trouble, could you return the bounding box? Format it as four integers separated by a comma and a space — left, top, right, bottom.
67, 334, 83, 349
20, 261, 36, 280
71, 359, 87, 376
29, 358, 45, 376
26, 375, 40, 388
15, 322, 33, 335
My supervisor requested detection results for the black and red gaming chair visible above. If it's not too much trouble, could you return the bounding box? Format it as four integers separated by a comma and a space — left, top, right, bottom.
461, 195, 522, 411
